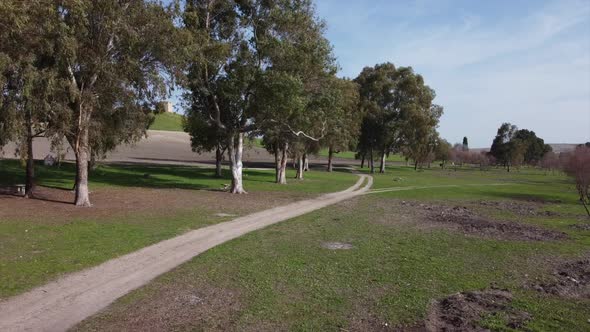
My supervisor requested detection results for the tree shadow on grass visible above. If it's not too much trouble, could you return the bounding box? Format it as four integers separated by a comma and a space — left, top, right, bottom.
0, 160, 282, 191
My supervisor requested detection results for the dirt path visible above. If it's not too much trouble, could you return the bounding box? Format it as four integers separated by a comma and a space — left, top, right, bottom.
0, 175, 372, 332
366, 183, 509, 195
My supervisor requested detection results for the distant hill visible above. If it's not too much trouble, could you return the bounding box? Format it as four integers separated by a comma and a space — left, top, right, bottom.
149, 112, 184, 132
471, 143, 579, 154
546, 144, 579, 153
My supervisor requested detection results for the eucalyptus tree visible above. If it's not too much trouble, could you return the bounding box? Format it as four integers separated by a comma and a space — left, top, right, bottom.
184, 112, 227, 177
51, 0, 182, 206
490, 123, 518, 171
0, 1, 66, 198
323, 77, 361, 172
354, 63, 400, 173
256, 0, 337, 183
355, 64, 440, 173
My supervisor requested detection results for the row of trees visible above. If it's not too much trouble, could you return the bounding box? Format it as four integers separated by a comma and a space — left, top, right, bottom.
181, 4, 445, 186
1, 0, 445, 206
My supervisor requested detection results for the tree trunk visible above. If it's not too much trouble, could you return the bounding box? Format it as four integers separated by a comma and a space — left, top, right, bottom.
75, 125, 91, 207
369, 147, 375, 174
327, 146, 334, 172
274, 144, 281, 183
379, 151, 386, 173
296, 155, 304, 179
414, 160, 418, 171
303, 153, 309, 171
228, 132, 246, 194
24, 124, 35, 198
278, 142, 288, 184
360, 153, 365, 169
215, 146, 223, 178
581, 199, 590, 217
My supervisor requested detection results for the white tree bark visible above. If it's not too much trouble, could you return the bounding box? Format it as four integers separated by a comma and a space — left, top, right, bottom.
379, 152, 386, 173
295, 155, 304, 179
228, 132, 246, 194
277, 142, 288, 184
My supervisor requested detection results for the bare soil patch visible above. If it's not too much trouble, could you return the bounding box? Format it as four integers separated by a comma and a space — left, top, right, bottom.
73, 283, 242, 332
532, 256, 590, 299
477, 200, 560, 217
0, 186, 308, 223
423, 289, 530, 332
394, 201, 568, 241
571, 223, 590, 231
322, 242, 354, 250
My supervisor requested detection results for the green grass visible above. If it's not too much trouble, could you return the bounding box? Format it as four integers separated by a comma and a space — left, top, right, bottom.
316, 149, 406, 162
149, 112, 184, 131
0, 160, 356, 194
74, 165, 590, 331
0, 160, 357, 298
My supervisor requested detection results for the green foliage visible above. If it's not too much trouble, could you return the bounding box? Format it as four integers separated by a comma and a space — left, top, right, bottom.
355, 64, 442, 170
490, 124, 552, 170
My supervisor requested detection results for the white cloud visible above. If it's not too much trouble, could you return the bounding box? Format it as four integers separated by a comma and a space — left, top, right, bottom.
319, 0, 590, 146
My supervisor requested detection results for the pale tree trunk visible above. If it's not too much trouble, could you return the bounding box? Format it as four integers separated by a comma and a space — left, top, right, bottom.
277, 142, 288, 184
274, 144, 282, 183
24, 122, 35, 198
227, 132, 246, 194
327, 146, 334, 172
75, 124, 91, 207
369, 147, 375, 174
379, 151, 386, 174
303, 153, 309, 171
295, 155, 304, 179
215, 146, 223, 178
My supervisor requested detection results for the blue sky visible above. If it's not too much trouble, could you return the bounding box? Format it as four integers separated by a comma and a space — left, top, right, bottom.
315, 0, 590, 147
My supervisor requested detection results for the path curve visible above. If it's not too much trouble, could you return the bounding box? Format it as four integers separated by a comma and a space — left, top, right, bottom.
0, 175, 373, 332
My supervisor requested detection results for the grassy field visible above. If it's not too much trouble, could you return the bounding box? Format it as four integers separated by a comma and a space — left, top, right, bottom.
317, 149, 406, 162
0, 160, 357, 298
149, 112, 184, 132
73, 166, 590, 331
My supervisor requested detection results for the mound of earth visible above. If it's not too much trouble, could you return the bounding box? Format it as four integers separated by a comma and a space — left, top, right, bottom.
426, 205, 567, 241
424, 289, 530, 332
532, 257, 590, 299
571, 223, 590, 231
478, 200, 560, 217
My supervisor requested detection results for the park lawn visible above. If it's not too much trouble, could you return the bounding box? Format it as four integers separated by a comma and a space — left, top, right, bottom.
0, 160, 357, 298
74, 165, 590, 331
149, 112, 184, 132
316, 148, 406, 162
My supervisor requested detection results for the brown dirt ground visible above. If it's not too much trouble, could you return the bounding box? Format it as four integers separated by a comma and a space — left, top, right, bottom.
477, 200, 561, 217
422, 288, 530, 332
72, 280, 243, 332
531, 256, 590, 299
0, 186, 309, 224
381, 200, 568, 242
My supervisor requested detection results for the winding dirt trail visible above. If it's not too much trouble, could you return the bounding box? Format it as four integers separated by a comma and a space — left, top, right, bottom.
0, 175, 372, 332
